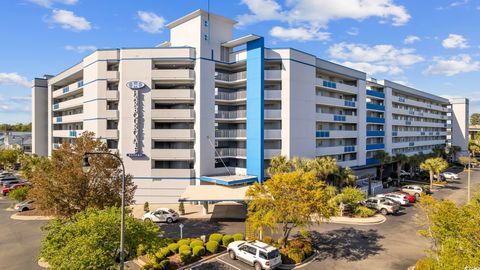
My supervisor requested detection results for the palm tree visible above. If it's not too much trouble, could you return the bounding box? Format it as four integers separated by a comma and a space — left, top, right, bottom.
290, 156, 312, 173
420, 157, 449, 190
469, 140, 480, 158
432, 145, 445, 158
267, 155, 291, 176
394, 153, 408, 185
334, 166, 356, 187
310, 156, 339, 181
374, 150, 390, 182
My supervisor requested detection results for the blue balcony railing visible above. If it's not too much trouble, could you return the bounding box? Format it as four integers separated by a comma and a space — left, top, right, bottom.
344, 100, 356, 107
69, 130, 77, 137
405, 121, 412, 125
366, 143, 385, 150
420, 132, 425, 135
63, 86, 69, 93
333, 115, 346, 121
316, 131, 330, 138
392, 131, 398, 136
56, 117, 62, 123
77, 81, 84, 87
366, 158, 379, 165
366, 90, 385, 99
323, 80, 337, 89
344, 146, 356, 152
367, 130, 385, 137
398, 97, 406, 102
366, 117, 385, 124
367, 102, 385, 111
53, 103, 59, 110
409, 142, 415, 146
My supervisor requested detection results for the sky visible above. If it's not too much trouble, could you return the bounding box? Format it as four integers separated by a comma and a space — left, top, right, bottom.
0, 0, 479, 124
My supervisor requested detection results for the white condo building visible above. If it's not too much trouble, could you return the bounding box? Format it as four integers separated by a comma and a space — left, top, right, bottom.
32, 10, 469, 204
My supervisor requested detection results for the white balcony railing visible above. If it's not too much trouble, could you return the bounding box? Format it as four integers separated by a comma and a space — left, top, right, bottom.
151, 129, 194, 140
151, 109, 195, 119
151, 169, 195, 178
215, 129, 246, 138
215, 110, 246, 119
151, 149, 195, 159
152, 69, 195, 80
215, 148, 246, 157
151, 89, 194, 100
264, 109, 281, 119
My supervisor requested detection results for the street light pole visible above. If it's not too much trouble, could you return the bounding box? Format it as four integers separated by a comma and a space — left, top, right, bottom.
82, 152, 126, 270
468, 152, 471, 203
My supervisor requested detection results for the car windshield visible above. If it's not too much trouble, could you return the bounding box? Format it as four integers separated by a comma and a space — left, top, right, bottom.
267, 249, 280, 259
168, 209, 176, 214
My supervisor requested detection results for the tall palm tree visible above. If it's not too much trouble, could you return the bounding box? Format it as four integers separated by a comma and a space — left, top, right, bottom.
431, 145, 445, 158
291, 156, 312, 173
335, 166, 356, 187
450, 146, 461, 161
469, 140, 480, 158
310, 156, 339, 181
394, 153, 408, 185
374, 150, 390, 182
267, 155, 291, 176
420, 157, 449, 189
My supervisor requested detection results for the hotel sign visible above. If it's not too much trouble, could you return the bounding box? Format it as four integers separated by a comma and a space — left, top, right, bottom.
126, 81, 146, 158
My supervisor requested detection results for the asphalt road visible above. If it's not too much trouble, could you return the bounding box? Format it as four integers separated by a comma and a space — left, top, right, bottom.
192, 168, 480, 270
0, 197, 47, 270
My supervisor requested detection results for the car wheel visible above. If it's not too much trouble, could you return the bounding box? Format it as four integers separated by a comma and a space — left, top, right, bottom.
380, 208, 388, 215
229, 250, 236, 260
254, 262, 262, 270
166, 217, 173, 224
144, 218, 152, 223
414, 193, 420, 200
21, 207, 27, 212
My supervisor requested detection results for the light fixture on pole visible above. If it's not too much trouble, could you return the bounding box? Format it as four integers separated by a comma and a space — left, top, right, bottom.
82, 156, 91, 173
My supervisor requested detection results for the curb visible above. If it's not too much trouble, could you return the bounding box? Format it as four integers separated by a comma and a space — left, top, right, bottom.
38, 258, 50, 268
179, 250, 228, 270
322, 214, 387, 226
278, 250, 319, 269
11, 213, 53, 221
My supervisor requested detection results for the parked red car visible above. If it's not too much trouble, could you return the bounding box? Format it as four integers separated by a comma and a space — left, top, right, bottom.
1, 182, 30, 196
399, 191, 415, 203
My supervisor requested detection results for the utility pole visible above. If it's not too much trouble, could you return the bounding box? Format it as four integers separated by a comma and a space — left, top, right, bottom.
468, 152, 471, 203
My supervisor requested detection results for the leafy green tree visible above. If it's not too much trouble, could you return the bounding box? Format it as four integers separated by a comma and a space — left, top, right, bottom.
458, 156, 472, 169
374, 150, 390, 181
0, 148, 22, 170
246, 171, 336, 248
8, 186, 29, 202
291, 156, 312, 173
431, 145, 445, 158
420, 157, 449, 189
394, 153, 408, 183
333, 166, 356, 187
470, 113, 480, 125
19, 153, 47, 180
28, 132, 136, 217
416, 194, 480, 269
0, 123, 31, 132
267, 155, 291, 176
447, 145, 461, 161
469, 139, 480, 157
40, 207, 161, 270
311, 156, 339, 181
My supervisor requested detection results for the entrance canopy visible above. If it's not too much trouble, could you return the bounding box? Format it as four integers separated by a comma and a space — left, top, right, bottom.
179, 185, 250, 202
199, 175, 257, 186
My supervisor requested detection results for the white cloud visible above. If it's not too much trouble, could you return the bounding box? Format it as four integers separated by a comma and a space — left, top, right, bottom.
49, 9, 91, 31
403, 35, 420, 44
328, 42, 423, 75
238, 0, 411, 28
450, 0, 469, 7
346, 28, 359, 36
442, 34, 469, 49
0, 73, 30, 88
137, 11, 166, 33
64, 45, 97, 53
424, 54, 480, 76
0, 95, 31, 114
29, 0, 78, 8
269, 26, 330, 41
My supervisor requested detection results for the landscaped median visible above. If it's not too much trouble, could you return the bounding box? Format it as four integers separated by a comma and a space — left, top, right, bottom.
325, 214, 386, 225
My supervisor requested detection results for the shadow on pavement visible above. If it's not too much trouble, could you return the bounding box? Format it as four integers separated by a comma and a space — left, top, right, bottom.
441, 185, 461, 190
310, 228, 384, 262
159, 219, 225, 239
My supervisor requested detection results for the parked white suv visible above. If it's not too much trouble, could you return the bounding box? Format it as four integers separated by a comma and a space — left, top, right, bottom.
399, 170, 411, 178
227, 240, 282, 270
142, 208, 179, 223
401, 185, 425, 200
377, 193, 409, 206
441, 172, 460, 180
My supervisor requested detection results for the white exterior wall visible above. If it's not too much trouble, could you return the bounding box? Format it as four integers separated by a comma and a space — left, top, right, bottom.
32, 77, 49, 156
450, 98, 469, 154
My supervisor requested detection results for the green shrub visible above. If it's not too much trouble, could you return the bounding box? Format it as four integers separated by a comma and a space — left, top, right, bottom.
354, 206, 376, 218
287, 248, 305, 264
159, 259, 170, 270
189, 239, 204, 249
209, 233, 223, 243
140, 263, 155, 270
192, 246, 206, 257
205, 241, 219, 254
168, 243, 179, 254
302, 242, 314, 257
137, 244, 148, 257
8, 186, 29, 202
177, 239, 191, 247
277, 237, 284, 246
287, 239, 304, 249
178, 245, 191, 254
222, 235, 234, 246
180, 250, 193, 264
233, 233, 244, 241
263, 236, 273, 244
415, 257, 435, 270
160, 247, 171, 257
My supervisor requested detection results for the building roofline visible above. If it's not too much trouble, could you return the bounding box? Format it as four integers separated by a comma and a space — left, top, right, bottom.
166, 9, 237, 29
383, 80, 450, 104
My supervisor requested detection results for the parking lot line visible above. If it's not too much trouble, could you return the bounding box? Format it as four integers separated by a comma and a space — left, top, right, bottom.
217, 257, 242, 270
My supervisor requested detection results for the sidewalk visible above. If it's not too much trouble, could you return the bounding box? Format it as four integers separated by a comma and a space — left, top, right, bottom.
130, 202, 246, 220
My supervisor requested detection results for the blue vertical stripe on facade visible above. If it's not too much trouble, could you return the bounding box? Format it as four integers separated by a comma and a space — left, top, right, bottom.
246, 38, 265, 183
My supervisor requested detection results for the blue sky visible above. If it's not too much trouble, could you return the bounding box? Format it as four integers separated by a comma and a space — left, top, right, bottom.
1, 0, 479, 124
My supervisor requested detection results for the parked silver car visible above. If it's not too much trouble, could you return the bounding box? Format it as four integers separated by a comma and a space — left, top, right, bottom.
14, 200, 34, 212
377, 193, 410, 206
362, 197, 400, 215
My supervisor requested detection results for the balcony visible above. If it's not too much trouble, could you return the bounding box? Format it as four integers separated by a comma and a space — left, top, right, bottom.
394, 96, 448, 112
151, 169, 195, 178
106, 71, 119, 80
105, 110, 119, 119
366, 143, 385, 150
152, 69, 195, 80
215, 110, 246, 120
215, 71, 246, 82
151, 89, 194, 100
316, 145, 356, 156
104, 129, 119, 138
366, 117, 385, 124
264, 129, 281, 139
52, 129, 83, 138
52, 97, 83, 111
366, 90, 385, 99
316, 96, 357, 108
316, 78, 358, 94
337, 160, 358, 168
393, 140, 446, 149
366, 158, 379, 165
152, 129, 194, 140
106, 90, 119, 100
53, 113, 83, 124
215, 148, 246, 157
366, 130, 385, 137
316, 113, 358, 123
151, 149, 195, 160
215, 91, 246, 101
316, 130, 357, 138
215, 129, 246, 138
264, 149, 281, 158
151, 109, 195, 120
52, 80, 84, 98
264, 109, 281, 119
264, 90, 281, 100
264, 70, 281, 80
391, 119, 446, 128
366, 103, 385, 111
